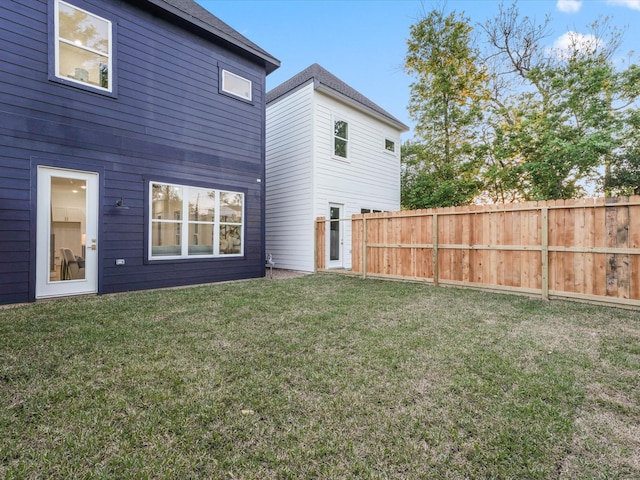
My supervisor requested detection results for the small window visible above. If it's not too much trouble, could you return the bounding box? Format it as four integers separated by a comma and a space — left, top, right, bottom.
54, 0, 112, 92
149, 182, 244, 259
385, 138, 396, 153
221, 69, 252, 101
334, 120, 348, 158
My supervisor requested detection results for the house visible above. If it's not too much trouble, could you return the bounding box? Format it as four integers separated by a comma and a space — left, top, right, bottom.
0, 0, 279, 305
265, 64, 409, 272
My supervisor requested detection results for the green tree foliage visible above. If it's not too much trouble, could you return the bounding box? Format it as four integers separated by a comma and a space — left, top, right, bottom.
483, 6, 632, 200
403, 7, 488, 208
605, 64, 640, 195
401, 141, 482, 209
517, 53, 621, 199
402, 1, 639, 207
607, 152, 640, 196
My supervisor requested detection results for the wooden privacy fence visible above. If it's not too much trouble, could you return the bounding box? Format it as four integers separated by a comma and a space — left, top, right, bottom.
316, 196, 640, 309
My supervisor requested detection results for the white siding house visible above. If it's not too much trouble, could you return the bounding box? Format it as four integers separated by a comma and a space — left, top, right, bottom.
265, 64, 409, 272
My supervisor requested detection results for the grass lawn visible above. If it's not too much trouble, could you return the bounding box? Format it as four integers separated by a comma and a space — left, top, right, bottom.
1, 274, 639, 479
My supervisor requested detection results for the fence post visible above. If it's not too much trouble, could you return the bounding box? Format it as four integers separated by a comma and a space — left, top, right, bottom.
541, 207, 549, 300
433, 213, 439, 286
314, 218, 318, 274
314, 217, 326, 273
362, 217, 368, 279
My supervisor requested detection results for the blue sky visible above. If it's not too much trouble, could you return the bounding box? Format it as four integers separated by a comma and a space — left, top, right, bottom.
201, 0, 640, 138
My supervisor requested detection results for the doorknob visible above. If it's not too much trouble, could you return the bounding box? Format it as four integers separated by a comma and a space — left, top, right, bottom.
91, 239, 97, 251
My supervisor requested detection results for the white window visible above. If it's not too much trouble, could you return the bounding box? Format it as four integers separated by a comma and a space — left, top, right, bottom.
334, 119, 348, 158
149, 182, 244, 259
385, 138, 396, 153
54, 0, 112, 91
221, 69, 252, 101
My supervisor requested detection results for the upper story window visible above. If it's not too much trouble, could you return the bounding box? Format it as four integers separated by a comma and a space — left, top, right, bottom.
221, 69, 252, 101
334, 119, 349, 158
149, 182, 244, 260
385, 138, 396, 154
54, 0, 112, 92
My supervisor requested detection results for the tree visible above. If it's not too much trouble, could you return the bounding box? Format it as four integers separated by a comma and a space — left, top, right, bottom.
482, 4, 637, 200
402, 7, 488, 208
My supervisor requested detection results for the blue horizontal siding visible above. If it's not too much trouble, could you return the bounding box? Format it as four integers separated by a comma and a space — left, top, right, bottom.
0, 209, 30, 222
0, 261, 30, 275
0, 0, 271, 304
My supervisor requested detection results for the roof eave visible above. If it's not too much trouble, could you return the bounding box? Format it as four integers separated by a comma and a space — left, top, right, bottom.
315, 84, 410, 132
266, 78, 315, 105
145, 0, 280, 74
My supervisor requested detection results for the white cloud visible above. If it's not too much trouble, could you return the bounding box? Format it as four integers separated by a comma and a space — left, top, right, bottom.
606, 0, 640, 10
557, 0, 583, 13
551, 31, 603, 58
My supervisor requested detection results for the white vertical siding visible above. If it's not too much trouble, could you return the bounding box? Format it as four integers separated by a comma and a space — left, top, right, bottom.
313, 91, 402, 269
265, 83, 315, 271
266, 84, 403, 272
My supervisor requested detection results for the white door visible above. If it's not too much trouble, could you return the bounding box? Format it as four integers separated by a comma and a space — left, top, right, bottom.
36, 167, 99, 298
328, 203, 344, 269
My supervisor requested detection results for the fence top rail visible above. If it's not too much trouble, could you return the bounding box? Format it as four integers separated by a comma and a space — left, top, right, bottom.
315, 217, 354, 223
344, 197, 640, 221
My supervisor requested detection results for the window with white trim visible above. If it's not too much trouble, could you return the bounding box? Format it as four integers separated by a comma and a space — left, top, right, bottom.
221, 69, 252, 101
149, 182, 244, 259
385, 138, 396, 153
54, 0, 112, 91
334, 119, 348, 158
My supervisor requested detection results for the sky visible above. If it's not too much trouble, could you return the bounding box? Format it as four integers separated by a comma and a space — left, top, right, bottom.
201, 0, 640, 139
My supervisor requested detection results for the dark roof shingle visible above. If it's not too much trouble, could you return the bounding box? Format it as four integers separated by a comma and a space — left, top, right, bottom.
148, 0, 280, 74
267, 64, 408, 131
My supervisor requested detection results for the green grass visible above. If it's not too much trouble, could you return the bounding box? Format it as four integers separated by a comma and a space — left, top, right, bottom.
1, 275, 638, 479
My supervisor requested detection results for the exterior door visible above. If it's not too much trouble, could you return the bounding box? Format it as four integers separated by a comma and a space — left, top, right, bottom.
36, 167, 99, 298
328, 203, 343, 268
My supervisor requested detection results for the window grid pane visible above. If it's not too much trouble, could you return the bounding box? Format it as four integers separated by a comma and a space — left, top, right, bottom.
188, 223, 214, 255
334, 138, 347, 158
385, 139, 396, 152
189, 188, 215, 222
152, 184, 182, 220
151, 222, 181, 256
219, 225, 242, 255
220, 192, 243, 222
222, 70, 252, 101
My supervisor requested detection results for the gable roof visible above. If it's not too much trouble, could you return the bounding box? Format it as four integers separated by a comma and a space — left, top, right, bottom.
146, 0, 280, 74
266, 63, 409, 132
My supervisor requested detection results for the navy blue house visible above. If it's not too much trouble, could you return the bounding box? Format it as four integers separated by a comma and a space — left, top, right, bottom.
0, 0, 280, 304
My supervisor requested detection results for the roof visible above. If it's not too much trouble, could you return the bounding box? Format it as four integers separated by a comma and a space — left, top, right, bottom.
146, 0, 280, 74
266, 64, 409, 132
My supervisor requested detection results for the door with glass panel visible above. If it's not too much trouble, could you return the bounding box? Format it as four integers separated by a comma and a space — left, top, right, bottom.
36, 167, 99, 298
328, 203, 344, 269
